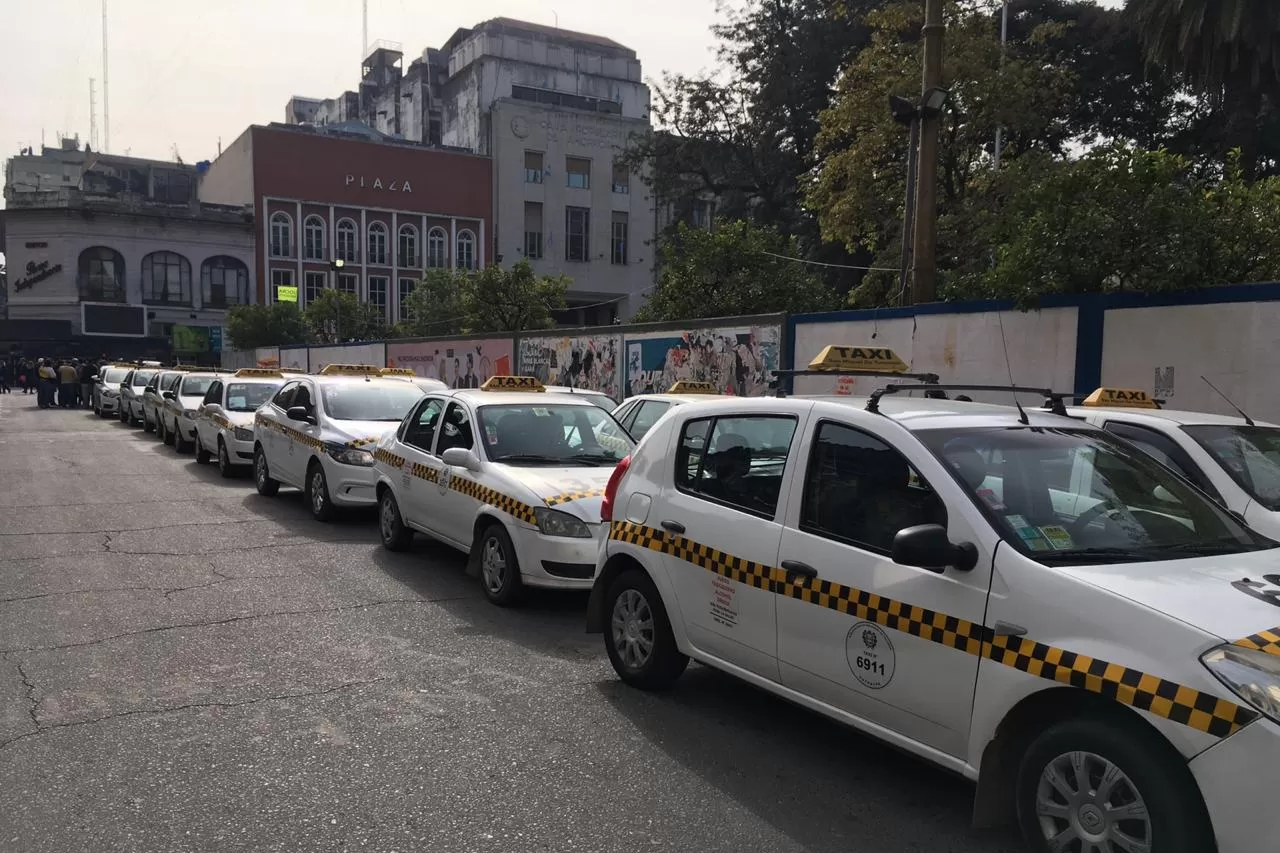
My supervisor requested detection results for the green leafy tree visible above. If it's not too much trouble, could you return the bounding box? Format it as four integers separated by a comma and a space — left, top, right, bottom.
225, 302, 309, 350
464, 261, 568, 333
303, 290, 386, 344
397, 269, 467, 338
634, 221, 838, 322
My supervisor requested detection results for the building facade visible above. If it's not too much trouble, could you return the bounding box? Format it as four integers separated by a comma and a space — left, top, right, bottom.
198, 123, 491, 324
2, 145, 255, 357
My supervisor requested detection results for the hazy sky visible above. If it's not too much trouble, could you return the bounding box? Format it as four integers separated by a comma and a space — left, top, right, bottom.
1, 0, 724, 164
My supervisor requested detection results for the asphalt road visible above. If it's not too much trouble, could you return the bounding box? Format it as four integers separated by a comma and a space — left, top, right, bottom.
0, 391, 1023, 853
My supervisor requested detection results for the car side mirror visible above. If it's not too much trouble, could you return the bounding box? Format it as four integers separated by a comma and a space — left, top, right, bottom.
286, 406, 312, 423
891, 524, 978, 573
441, 447, 482, 472
162, 391, 175, 401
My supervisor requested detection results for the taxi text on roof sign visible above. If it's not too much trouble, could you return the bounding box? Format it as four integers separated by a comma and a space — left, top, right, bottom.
667, 381, 719, 395
1083, 387, 1159, 409
808, 345, 910, 374
481, 375, 545, 392
233, 368, 283, 378
379, 367, 417, 377
318, 363, 382, 376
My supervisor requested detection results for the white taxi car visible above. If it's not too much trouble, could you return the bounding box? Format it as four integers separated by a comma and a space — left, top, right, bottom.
611, 381, 725, 441
253, 364, 426, 521
193, 369, 286, 477
161, 371, 224, 453
1057, 387, 1280, 541
372, 375, 635, 605
142, 367, 191, 436
589, 358, 1280, 853
92, 363, 136, 418
119, 365, 161, 426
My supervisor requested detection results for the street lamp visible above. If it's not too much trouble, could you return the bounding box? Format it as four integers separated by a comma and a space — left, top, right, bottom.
888, 87, 950, 304
328, 259, 345, 342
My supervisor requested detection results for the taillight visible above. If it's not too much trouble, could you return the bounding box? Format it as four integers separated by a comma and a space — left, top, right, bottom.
600, 455, 631, 523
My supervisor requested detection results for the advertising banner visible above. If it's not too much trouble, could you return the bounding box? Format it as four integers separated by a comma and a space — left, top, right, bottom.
386, 338, 514, 388
624, 323, 781, 397
253, 347, 281, 369
518, 333, 622, 401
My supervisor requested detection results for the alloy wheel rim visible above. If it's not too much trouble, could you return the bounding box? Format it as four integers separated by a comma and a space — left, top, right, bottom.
380, 496, 397, 541
256, 455, 267, 486
481, 537, 506, 593
610, 588, 655, 671
1035, 750, 1152, 853
311, 472, 325, 513
219, 445, 229, 472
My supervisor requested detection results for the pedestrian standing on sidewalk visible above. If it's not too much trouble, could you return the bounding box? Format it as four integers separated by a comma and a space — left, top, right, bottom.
57, 360, 79, 408
37, 359, 57, 408
79, 360, 96, 409
21, 359, 33, 394
0, 359, 11, 394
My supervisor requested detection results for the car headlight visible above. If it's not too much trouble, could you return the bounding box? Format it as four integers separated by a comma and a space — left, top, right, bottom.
233, 427, 254, 441
532, 507, 592, 538
183, 409, 199, 419
327, 447, 375, 467
103, 389, 118, 398
1201, 643, 1280, 722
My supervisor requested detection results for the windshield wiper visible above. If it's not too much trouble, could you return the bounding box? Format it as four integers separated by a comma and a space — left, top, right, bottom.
493, 453, 596, 466
1036, 547, 1151, 564
1140, 539, 1264, 557
571, 452, 621, 463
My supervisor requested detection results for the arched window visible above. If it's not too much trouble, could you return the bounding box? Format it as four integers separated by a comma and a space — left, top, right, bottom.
201, 256, 250, 308
269, 212, 293, 257
456, 229, 475, 270
336, 218, 357, 262
426, 227, 447, 268
398, 224, 419, 268
141, 251, 192, 305
368, 221, 388, 265
78, 246, 126, 302
303, 215, 326, 261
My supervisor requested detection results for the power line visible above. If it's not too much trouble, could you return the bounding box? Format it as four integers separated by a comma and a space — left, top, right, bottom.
756, 250, 899, 272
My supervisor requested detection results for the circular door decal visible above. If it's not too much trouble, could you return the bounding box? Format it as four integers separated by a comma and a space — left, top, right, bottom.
846, 621, 895, 689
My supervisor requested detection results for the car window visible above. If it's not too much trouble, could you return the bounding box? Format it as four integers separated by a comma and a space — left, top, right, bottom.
675, 415, 797, 518
202, 382, 222, 406
164, 373, 184, 391
100, 367, 130, 384
631, 400, 672, 440
404, 398, 445, 453
225, 382, 279, 412
146, 373, 162, 392
293, 384, 313, 412
134, 370, 158, 387
613, 401, 636, 429
800, 422, 946, 554
272, 381, 299, 410
437, 402, 474, 453
1103, 421, 1224, 503
180, 375, 216, 398
1183, 424, 1280, 511
476, 403, 632, 464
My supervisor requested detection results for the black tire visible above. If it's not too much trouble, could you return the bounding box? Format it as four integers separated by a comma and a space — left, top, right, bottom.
195, 438, 211, 464
253, 446, 279, 496
378, 488, 414, 551
476, 522, 525, 606
162, 419, 175, 446
130, 406, 142, 427
119, 406, 128, 424
217, 438, 235, 478
603, 568, 689, 689
174, 425, 192, 453
1015, 716, 1213, 853
305, 461, 335, 522
143, 411, 155, 433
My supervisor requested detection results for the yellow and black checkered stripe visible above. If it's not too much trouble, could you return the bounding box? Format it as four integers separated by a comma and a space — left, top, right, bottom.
1235, 626, 1280, 657
374, 450, 536, 524
346, 436, 380, 449
254, 415, 324, 450
544, 488, 606, 508
209, 413, 233, 431
609, 521, 1259, 738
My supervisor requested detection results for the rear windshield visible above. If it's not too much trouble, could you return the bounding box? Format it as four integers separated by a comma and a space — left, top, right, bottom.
225, 382, 280, 413
179, 376, 215, 397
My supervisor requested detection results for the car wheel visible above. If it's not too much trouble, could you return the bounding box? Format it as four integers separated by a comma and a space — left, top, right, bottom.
477, 522, 524, 606
195, 438, 211, 464
174, 426, 192, 454
603, 568, 689, 689
253, 447, 279, 496
143, 412, 155, 433
1015, 717, 1213, 853
130, 407, 141, 426
162, 419, 175, 446
305, 461, 335, 522
378, 489, 414, 551
118, 406, 128, 424
217, 439, 235, 478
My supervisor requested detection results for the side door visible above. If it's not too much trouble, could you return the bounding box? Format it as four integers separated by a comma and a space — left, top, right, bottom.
775, 415, 995, 759
393, 397, 446, 533
162, 373, 184, 427
654, 410, 804, 682
277, 380, 319, 485
196, 381, 223, 453
260, 381, 298, 474
432, 401, 481, 548
1100, 420, 1228, 507
143, 374, 161, 420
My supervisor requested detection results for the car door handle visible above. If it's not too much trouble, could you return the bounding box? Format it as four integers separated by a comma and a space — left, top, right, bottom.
781, 560, 818, 579
660, 520, 685, 534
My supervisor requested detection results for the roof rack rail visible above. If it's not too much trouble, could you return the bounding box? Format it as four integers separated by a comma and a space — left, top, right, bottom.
867, 384, 1069, 416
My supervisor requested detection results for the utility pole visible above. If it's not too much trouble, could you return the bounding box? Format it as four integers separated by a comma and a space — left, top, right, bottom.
102, 0, 110, 153
994, 0, 1009, 169
912, 0, 945, 304
89, 79, 98, 150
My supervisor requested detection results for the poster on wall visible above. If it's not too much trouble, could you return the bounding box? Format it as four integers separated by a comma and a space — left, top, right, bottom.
254, 347, 281, 369
625, 324, 781, 397
386, 339, 514, 388
518, 334, 622, 400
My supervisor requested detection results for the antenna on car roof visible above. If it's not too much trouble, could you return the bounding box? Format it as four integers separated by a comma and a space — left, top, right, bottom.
1201, 375, 1255, 426
997, 314, 1030, 425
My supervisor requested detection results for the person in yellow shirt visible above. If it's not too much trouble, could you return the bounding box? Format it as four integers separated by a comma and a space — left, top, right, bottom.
56, 361, 79, 408
37, 360, 57, 408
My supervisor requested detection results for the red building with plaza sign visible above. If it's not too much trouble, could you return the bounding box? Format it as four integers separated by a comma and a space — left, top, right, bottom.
199, 123, 491, 324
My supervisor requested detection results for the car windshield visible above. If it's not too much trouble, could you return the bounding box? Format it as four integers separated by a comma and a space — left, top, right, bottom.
100, 368, 130, 384
132, 370, 158, 387
477, 403, 634, 465
321, 383, 425, 421
180, 376, 215, 397
1183, 424, 1280, 511
917, 426, 1273, 565
225, 382, 281, 413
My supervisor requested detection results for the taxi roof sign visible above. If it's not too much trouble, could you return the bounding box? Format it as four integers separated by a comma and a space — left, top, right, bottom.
233, 368, 283, 378
809, 345, 909, 374
318, 363, 382, 376
379, 367, 417, 377
1083, 387, 1160, 409
667, 381, 719, 395
481, 375, 545, 392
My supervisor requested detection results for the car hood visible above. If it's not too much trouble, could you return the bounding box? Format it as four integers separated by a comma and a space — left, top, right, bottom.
222, 411, 256, 427
327, 420, 399, 449
1068, 548, 1280, 650
502, 465, 617, 521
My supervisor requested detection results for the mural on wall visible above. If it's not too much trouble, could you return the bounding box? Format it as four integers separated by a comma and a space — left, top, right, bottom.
386, 339, 514, 388
518, 334, 622, 400
625, 324, 780, 397
254, 347, 281, 369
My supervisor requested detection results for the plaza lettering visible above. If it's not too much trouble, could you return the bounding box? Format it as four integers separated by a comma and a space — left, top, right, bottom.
13, 260, 63, 292
344, 174, 413, 193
